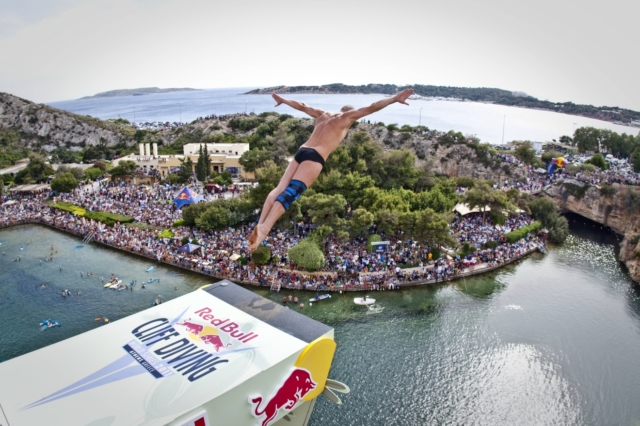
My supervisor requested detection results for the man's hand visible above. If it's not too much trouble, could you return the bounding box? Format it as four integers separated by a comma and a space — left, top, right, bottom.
394, 88, 414, 105
272, 92, 284, 107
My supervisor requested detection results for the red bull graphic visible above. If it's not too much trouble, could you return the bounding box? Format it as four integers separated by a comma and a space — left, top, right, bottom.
200, 334, 232, 352
176, 318, 204, 335
249, 368, 316, 426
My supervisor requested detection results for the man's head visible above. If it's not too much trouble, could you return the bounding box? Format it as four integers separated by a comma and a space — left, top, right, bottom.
340, 105, 355, 113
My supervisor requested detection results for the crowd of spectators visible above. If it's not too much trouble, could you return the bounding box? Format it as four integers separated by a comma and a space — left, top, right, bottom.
0, 184, 544, 292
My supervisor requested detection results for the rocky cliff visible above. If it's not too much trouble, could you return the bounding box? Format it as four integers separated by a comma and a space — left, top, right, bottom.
544, 183, 640, 281
0, 93, 134, 150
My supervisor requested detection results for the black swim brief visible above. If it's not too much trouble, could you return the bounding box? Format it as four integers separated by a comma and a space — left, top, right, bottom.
294, 147, 325, 168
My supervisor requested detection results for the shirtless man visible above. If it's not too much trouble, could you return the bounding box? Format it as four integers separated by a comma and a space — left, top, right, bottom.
249, 88, 414, 251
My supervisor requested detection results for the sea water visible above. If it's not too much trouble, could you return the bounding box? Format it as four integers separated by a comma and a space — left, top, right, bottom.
2, 222, 640, 425
48, 88, 639, 145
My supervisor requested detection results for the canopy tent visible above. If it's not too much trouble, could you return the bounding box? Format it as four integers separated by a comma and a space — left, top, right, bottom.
453, 203, 524, 216
453, 203, 489, 216
177, 243, 203, 254
173, 187, 204, 209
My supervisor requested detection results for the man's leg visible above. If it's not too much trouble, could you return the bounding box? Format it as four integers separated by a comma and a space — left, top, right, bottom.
250, 161, 323, 251
249, 160, 301, 247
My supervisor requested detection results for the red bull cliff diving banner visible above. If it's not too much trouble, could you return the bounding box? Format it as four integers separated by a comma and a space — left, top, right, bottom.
0, 288, 336, 426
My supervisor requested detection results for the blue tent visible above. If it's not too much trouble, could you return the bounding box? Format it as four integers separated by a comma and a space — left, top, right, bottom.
177, 243, 203, 253
173, 187, 204, 209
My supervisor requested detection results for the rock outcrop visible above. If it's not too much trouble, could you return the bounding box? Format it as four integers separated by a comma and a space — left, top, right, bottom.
544, 183, 640, 281
0, 92, 134, 150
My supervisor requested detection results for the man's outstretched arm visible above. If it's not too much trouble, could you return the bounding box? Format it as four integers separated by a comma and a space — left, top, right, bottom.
272, 93, 324, 118
343, 88, 414, 121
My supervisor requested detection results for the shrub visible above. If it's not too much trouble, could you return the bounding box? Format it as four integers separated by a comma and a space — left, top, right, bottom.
366, 234, 382, 253
157, 229, 174, 239
504, 221, 541, 243
599, 185, 617, 198
584, 153, 609, 170
288, 239, 324, 271
84, 167, 104, 181
191, 238, 199, 245
83, 211, 134, 226
173, 219, 185, 227
483, 240, 500, 249
430, 247, 441, 260
50, 172, 78, 193
181, 236, 189, 245
52, 202, 86, 216
548, 215, 569, 244
251, 245, 271, 265
563, 183, 590, 199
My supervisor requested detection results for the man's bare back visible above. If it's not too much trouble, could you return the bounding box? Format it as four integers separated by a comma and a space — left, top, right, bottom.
249, 89, 414, 251
300, 112, 353, 159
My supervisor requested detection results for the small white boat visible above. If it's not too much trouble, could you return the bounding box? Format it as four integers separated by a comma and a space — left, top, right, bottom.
109, 280, 122, 289
354, 297, 375, 306
310, 294, 331, 302
104, 280, 118, 288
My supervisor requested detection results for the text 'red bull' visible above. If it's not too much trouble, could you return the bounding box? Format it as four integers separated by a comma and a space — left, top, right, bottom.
194, 307, 259, 344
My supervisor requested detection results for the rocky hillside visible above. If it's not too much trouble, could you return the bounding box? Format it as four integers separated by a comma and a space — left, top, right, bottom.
157, 114, 520, 183
543, 182, 640, 281
0, 92, 135, 151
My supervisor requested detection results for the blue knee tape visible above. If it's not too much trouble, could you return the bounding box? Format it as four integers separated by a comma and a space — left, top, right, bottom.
276, 180, 307, 210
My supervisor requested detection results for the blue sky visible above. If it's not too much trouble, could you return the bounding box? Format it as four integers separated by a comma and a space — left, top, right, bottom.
0, 0, 637, 110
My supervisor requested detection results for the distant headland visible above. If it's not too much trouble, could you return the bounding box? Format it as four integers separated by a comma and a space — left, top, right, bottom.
80, 87, 201, 100
245, 84, 640, 126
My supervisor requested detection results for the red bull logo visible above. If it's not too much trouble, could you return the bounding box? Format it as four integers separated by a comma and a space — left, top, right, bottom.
177, 192, 190, 199
249, 368, 316, 426
175, 312, 258, 353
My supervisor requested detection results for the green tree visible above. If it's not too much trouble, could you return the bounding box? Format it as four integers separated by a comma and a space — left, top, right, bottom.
630, 148, 640, 173
574, 127, 602, 152
361, 187, 411, 214
266, 124, 295, 166
109, 160, 138, 178
0, 178, 4, 197
178, 157, 194, 183
239, 148, 270, 172
374, 209, 399, 236
370, 150, 419, 189
548, 215, 569, 244
514, 142, 538, 166
195, 205, 231, 230
195, 144, 207, 181
50, 172, 78, 192
14, 153, 54, 184
288, 239, 325, 271
414, 208, 452, 246
251, 246, 271, 265
302, 193, 347, 231
584, 153, 609, 170
56, 165, 85, 180
463, 181, 513, 225
349, 208, 374, 235
248, 161, 284, 208
181, 202, 210, 226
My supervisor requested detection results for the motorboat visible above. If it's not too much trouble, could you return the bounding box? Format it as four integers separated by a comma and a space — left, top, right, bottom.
354, 297, 376, 306
109, 280, 122, 289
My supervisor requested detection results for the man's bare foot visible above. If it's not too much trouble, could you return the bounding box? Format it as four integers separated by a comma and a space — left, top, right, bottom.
248, 226, 258, 247
249, 224, 268, 252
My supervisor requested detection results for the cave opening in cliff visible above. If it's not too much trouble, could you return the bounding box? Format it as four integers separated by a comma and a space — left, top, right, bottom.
564, 212, 622, 247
